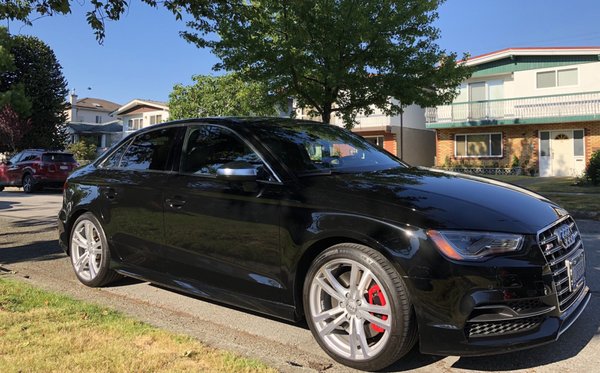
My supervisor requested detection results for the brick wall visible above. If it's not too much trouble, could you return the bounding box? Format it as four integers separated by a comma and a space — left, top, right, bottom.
435, 121, 600, 170
358, 130, 397, 156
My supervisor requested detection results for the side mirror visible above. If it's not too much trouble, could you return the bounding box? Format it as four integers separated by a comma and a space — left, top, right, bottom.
216, 161, 258, 182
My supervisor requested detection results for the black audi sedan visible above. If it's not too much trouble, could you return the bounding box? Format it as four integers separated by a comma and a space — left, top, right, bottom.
58, 118, 590, 371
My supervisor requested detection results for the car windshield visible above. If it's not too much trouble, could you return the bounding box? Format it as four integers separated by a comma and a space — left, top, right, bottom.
251, 121, 407, 175
42, 153, 76, 163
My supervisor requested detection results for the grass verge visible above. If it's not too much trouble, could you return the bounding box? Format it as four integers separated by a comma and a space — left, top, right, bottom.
0, 278, 275, 373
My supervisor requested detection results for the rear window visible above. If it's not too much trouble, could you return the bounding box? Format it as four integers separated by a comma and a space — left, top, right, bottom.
42, 153, 76, 163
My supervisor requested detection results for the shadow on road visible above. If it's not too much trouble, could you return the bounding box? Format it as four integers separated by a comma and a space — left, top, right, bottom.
0, 239, 65, 265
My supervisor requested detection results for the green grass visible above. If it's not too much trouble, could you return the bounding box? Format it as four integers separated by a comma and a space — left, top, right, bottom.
0, 278, 275, 373
486, 176, 600, 213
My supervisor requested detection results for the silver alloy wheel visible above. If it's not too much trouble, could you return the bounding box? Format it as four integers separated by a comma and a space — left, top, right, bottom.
70, 219, 103, 281
308, 259, 392, 361
23, 175, 32, 193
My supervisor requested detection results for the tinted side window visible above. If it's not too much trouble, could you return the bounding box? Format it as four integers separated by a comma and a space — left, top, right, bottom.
101, 140, 131, 169
20, 153, 37, 162
181, 125, 262, 176
120, 128, 178, 171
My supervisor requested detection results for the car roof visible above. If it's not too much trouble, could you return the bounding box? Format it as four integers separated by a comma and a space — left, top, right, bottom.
134, 117, 328, 134
22, 149, 73, 155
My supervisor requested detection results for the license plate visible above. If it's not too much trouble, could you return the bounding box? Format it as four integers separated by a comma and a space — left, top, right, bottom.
60, 165, 69, 170
566, 251, 585, 292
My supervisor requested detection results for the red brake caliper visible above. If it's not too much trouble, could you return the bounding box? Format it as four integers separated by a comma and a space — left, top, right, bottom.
367, 284, 388, 333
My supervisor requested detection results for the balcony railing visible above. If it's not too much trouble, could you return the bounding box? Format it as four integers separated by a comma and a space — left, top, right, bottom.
426, 91, 600, 125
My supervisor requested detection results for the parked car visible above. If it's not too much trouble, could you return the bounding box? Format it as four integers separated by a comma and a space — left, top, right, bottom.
0, 149, 78, 193
58, 118, 589, 371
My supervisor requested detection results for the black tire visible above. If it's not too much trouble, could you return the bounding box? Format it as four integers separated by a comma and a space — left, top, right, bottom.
69, 212, 122, 287
303, 243, 417, 371
0, 185, 4, 192
22, 174, 35, 193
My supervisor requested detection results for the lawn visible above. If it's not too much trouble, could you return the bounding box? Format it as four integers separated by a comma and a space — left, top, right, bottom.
0, 278, 275, 373
486, 175, 600, 213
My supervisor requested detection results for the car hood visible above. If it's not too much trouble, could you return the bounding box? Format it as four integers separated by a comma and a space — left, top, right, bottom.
299, 167, 565, 233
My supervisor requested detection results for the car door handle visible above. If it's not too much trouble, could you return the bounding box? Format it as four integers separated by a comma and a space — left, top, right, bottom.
165, 197, 186, 209
104, 188, 118, 200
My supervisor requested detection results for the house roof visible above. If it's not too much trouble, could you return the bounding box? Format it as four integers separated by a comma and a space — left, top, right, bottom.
67, 121, 123, 134
112, 99, 169, 116
69, 97, 121, 112
465, 47, 600, 66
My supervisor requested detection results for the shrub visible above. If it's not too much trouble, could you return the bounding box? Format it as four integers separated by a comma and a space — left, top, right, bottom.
68, 140, 97, 161
586, 150, 600, 185
511, 155, 520, 168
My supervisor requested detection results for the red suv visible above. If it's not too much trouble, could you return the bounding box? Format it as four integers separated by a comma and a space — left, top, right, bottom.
0, 149, 78, 193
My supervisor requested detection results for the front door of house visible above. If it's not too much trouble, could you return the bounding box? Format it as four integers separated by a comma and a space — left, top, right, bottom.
539, 130, 585, 177
551, 131, 574, 176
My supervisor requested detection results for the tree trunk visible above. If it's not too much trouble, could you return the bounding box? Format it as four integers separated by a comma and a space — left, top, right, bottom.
321, 103, 332, 123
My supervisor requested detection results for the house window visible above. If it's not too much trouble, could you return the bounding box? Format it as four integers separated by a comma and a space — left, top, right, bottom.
540, 131, 550, 156
149, 115, 163, 125
364, 136, 384, 148
536, 68, 578, 88
128, 118, 143, 130
455, 133, 502, 157
95, 115, 102, 123
574, 130, 584, 156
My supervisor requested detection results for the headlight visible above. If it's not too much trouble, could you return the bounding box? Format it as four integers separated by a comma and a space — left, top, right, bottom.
428, 230, 524, 261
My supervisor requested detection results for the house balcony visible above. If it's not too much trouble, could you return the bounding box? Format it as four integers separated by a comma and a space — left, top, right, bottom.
425, 91, 600, 128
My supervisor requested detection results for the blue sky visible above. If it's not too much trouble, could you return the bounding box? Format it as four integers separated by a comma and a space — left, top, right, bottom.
5, 0, 600, 105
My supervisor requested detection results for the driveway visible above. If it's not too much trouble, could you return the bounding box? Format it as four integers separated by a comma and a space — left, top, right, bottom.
1, 188, 599, 372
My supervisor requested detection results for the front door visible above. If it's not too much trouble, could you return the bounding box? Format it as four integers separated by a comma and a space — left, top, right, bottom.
539, 130, 585, 177
163, 124, 284, 303
96, 126, 181, 273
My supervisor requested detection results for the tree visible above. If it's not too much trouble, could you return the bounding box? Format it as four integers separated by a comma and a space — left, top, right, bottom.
0, 0, 191, 43
180, 0, 471, 126
169, 73, 283, 120
0, 27, 31, 117
67, 140, 97, 161
0, 30, 69, 150
0, 105, 31, 153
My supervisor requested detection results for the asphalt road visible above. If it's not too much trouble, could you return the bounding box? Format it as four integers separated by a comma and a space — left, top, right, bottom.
1, 188, 599, 372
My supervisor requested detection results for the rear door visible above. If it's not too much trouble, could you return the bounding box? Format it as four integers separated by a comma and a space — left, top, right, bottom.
163, 124, 284, 303
93, 126, 183, 274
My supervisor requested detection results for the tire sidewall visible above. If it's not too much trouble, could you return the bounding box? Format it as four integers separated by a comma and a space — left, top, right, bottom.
69, 212, 113, 287
303, 244, 409, 370
22, 174, 33, 193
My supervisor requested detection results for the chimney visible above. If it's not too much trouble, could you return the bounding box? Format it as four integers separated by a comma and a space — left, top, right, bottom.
69, 90, 78, 122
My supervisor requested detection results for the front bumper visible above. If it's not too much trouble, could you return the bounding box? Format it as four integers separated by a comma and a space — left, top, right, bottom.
410, 215, 590, 356
418, 284, 590, 356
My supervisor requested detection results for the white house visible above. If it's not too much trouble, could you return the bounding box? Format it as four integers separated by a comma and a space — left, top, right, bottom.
112, 99, 170, 137
65, 93, 123, 152
426, 47, 600, 176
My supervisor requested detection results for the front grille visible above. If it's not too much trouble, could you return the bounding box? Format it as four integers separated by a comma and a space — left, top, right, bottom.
467, 316, 543, 337
507, 299, 545, 313
538, 216, 585, 311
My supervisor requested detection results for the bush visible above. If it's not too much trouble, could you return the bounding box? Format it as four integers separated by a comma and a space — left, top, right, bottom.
67, 140, 97, 161
586, 150, 600, 185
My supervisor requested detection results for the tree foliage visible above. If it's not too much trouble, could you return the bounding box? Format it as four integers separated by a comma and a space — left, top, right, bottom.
586, 150, 600, 185
67, 139, 97, 161
0, 105, 31, 153
0, 28, 68, 151
169, 73, 282, 120
0, 0, 190, 43
180, 0, 471, 126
